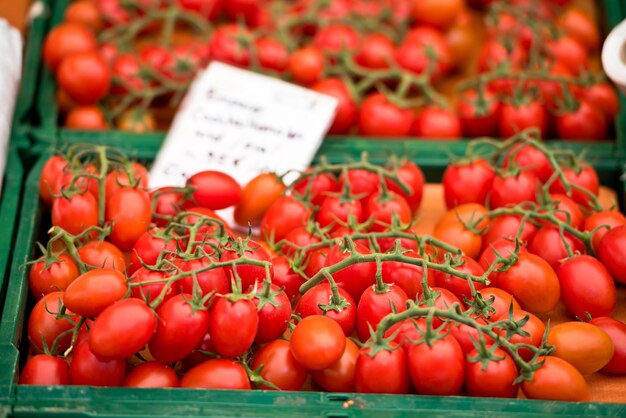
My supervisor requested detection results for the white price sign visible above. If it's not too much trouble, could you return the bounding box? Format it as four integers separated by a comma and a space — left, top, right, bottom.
149, 62, 338, 190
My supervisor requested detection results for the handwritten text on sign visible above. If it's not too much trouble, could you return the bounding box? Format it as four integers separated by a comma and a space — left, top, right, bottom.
149, 62, 338, 189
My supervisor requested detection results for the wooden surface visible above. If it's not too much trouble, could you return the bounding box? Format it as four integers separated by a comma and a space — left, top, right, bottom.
0, 0, 31, 32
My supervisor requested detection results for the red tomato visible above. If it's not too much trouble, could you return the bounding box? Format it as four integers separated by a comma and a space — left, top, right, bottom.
188, 170, 241, 210
288, 47, 325, 85
521, 356, 590, 402
89, 298, 156, 360
545, 194, 584, 229
555, 100, 607, 141
381, 251, 430, 300
253, 284, 292, 344
78, 240, 126, 272
52, 192, 99, 236
338, 169, 381, 202
548, 36, 589, 75
584, 83, 619, 123
450, 316, 493, 354
29, 254, 79, 299
39, 156, 67, 206
176, 0, 223, 20
410, 0, 464, 28
261, 196, 310, 242
295, 282, 356, 336
548, 165, 599, 208
128, 228, 177, 274
490, 171, 538, 208
408, 334, 465, 395
209, 24, 251, 67
472, 287, 520, 321
501, 310, 545, 361
443, 159, 495, 208
43, 22, 97, 71
597, 225, 626, 284
356, 284, 408, 342
290, 315, 346, 370
458, 90, 501, 137
292, 171, 338, 206
221, 239, 272, 291
482, 215, 537, 250
355, 33, 394, 69
528, 226, 584, 271
57, 51, 110, 105
271, 256, 305, 302
28, 292, 74, 353
413, 107, 461, 139
496, 253, 560, 314
149, 294, 210, 363
151, 187, 186, 226
254, 37, 289, 72
314, 24, 360, 53
110, 54, 145, 94
65, 0, 103, 30
20, 354, 70, 385
209, 296, 258, 357
325, 243, 376, 302
465, 347, 519, 398
65, 106, 108, 130
355, 344, 409, 394
251, 340, 308, 390
433, 219, 482, 259
180, 359, 251, 389
478, 237, 528, 287
435, 255, 485, 301
63, 269, 128, 317
416, 287, 462, 327
105, 188, 151, 251
384, 318, 426, 349
584, 211, 626, 253
311, 337, 359, 392
499, 101, 548, 138
589, 317, 626, 374
395, 27, 451, 78
358, 93, 414, 137
104, 162, 149, 201
234, 172, 285, 227
365, 191, 412, 232
557, 8, 599, 52
503, 143, 555, 183
70, 340, 126, 386
385, 160, 425, 213
123, 362, 179, 388
311, 78, 357, 135
130, 268, 175, 307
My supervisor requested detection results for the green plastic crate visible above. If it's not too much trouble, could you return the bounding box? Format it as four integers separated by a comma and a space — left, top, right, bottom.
30, 0, 626, 163
1, 146, 626, 417
11, 0, 50, 141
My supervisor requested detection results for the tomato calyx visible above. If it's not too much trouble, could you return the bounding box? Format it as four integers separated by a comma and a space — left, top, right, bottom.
253, 280, 284, 311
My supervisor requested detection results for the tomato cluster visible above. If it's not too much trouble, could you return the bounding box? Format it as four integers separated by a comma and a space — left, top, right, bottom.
43, 0, 618, 139
21, 130, 626, 401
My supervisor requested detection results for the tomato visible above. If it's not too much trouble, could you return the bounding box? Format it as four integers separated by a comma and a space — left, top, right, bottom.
550, 165, 599, 208
548, 321, 614, 374
311, 337, 358, 391
458, 90, 501, 138
416, 287, 462, 327
435, 255, 485, 301
325, 243, 376, 302
408, 334, 464, 396
584, 83, 619, 123
151, 187, 186, 226
478, 238, 528, 286
251, 340, 307, 390
106, 188, 151, 251
128, 228, 177, 274
503, 144, 553, 184
149, 294, 210, 363
271, 256, 305, 302
443, 159, 495, 208
490, 171, 538, 209
29, 254, 79, 299
338, 169, 381, 202
224, 0, 262, 25
105, 162, 149, 200
413, 107, 461, 139
281, 226, 321, 258
253, 284, 291, 344
589, 317, 626, 374
253, 37, 288, 72
528, 226, 584, 271
356, 284, 407, 342
261, 196, 310, 242
465, 347, 519, 398
500, 310, 545, 361
521, 356, 590, 402
64, 269, 128, 317
290, 315, 346, 370
450, 316, 493, 354
316, 195, 362, 232
358, 93, 414, 137
433, 219, 482, 260
19, 354, 70, 385
65, 106, 108, 130
52, 192, 99, 236
70, 340, 126, 386
381, 251, 430, 300
295, 282, 356, 336
384, 318, 426, 349
221, 239, 272, 291
482, 215, 537, 250
496, 253, 560, 314
209, 296, 258, 358
355, 344, 408, 394
209, 24, 251, 67
445, 11, 478, 68
55, 164, 99, 199
176, 0, 222, 20
292, 171, 338, 206
89, 298, 156, 360
65, 0, 102, 31
123, 362, 179, 388
110, 54, 145, 94
548, 36, 589, 75
365, 191, 412, 232
39, 156, 67, 206
533, 63, 579, 112
311, 78, 357, 135
187, 170, 241, 210
396, 27, 451, 79
180, 359, 251, 389
314, 24, 360, 53
57, 51, 109, 105
410, 0, 464, 28
288, 47, 325, 85
355, 33, 394, 69
477, 42, 526, 90
543, 194, 584, 229
557, 8, 599, 52
130, 268, 175, 306
43, 22, 97, 71
499, 101, 548, 138
28, 292, 74, 353
438, 203, 489, 230
78, 240, 127, 272
584, 210, 626, 253
385, 160, 425, 213
234, 173, 284, 226
555, 100, 607, 141
472, 287, 520, 321
598, 225, 626, 284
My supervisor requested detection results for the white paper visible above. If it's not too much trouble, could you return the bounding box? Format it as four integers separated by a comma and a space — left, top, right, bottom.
0, 20, 23, 197
150, 62, 338, 191
602, 18, 626, 95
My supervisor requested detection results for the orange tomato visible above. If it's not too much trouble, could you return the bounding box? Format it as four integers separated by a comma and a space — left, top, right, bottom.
234, 173, 285, 227
411, 0, 465, 28
433, 220, 482, 260
521, 356, 591, 402
547, 322, 614, 374
437, 203, 490, 230
557, 8, 599, 52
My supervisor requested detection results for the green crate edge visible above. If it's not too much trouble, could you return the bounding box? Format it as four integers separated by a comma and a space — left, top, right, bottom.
1, 148, 626, 417
32, 0, 626, 161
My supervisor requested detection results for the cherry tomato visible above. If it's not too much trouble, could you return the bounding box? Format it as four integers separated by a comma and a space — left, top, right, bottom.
123, 362, 179, 388
500, 310, 545, 361
365, 191, 412, 232
63, 269, 128, 317
584, 210, 626, 253
433, 219, 482, 260
499, 100, 548, 138
209, 24, 251, 67
555, 100, 607, 141
290, 315, 346, 370
413, 107, 461, 139
65, 0, 103, 31
261, 196, 310, 242
209, 296, 258, 357
597, 225, 626, 284
472, 287, 520, 321
288, 47, 324, 85
295, 282, 356, 336
584, 83, 619, 123
105, 188, 151, 251
29, 254, 79, 299
408, 334, 464, 396
479, 238, 528, 286
130, 268, 175, 307
254, 37, 289, 72
410, 0, 464, 28
292, 171, 338, 206
385, 160, 425, 213
381, 251, 430, 300
443, 159, 495, 208
435, 255, 485, 301
325, 243, 376, 302
128, 228, 177, 274
395, 27, 451, 79
490, 171, 538, 208
589, 317, 626, 374
28, 291, 75, 353
465, 347, 519, 398
65, 106, 108, 130
110, 54, 145, 94
221, 239, 272, 291
355, 33, 394, 69
521, 356, 590, 402
356, 284, 408, 342
234, 173, 285, 226
57, 51, 110, 105
482, 215, 537, 250
548, 36, 589, 75
180, 359, 251, 389
358, 93, 414, 137
52, 192, 99, 236
20, 354, 70, 385
253, 284, 291, 344
70, 340, 126, 386
548, 321, 614, 375
458, 90, 501, 137
528, 226, 584, 271
39, 156, 67, 206
271, 256, 305, 302
338, 169, 381, 203
104, 162, 149, 200
251, 339, 307, 390
355, 344, 409, 394
188, 170, 241, 210
557, 8, 599, 51
43, 22, 97, 71
78, 240, 126, 272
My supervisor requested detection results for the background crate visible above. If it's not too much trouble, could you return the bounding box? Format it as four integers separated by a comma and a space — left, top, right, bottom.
30, 0, 626, 164
0, 145, 625, 417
